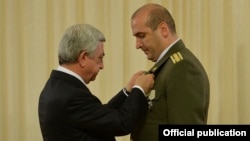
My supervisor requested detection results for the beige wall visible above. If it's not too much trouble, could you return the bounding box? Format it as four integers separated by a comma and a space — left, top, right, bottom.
0, 0, 250, 140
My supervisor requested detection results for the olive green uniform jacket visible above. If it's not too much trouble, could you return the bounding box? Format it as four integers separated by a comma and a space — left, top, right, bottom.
130, 39, 210, 141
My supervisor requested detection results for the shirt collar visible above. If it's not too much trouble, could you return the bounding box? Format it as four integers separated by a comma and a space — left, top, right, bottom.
157, 38, 180, 62
57, 66, 87, 86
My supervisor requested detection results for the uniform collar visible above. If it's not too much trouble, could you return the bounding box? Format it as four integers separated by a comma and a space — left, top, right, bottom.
157, 38, 180, 62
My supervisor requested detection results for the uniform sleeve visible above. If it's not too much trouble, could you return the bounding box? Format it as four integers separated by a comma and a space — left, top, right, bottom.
167, 60, 209, 124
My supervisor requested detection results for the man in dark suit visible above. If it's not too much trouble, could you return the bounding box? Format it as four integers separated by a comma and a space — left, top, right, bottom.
130, 3, 210, 141
38, 24, 154, 141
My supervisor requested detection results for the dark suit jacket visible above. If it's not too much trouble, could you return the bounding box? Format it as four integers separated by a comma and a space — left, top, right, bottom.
38, 70, 148, 141
131, 39, 210, 141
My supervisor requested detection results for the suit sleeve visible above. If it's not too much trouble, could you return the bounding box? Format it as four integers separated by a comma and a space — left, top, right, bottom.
67, 87, 148, 136
107, 89, 128, 109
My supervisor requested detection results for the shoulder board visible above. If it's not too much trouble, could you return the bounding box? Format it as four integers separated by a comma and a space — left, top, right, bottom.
170, 52, 183, 64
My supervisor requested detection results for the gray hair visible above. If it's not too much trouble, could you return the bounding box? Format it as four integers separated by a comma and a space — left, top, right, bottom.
58, 24, 106, 65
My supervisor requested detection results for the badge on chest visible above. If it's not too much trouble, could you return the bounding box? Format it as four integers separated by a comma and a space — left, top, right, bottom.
148, 90, 156, 110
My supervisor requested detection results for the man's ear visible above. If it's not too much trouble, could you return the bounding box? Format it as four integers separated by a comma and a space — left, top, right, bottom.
78, 51, 88, 67
158, 22, 169, 37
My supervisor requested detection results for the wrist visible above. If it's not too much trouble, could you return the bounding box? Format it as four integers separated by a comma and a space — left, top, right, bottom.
123, 88, 130, 95
123, 88, 130, 96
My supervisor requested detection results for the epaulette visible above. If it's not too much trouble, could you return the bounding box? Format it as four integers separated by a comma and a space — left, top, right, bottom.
170, 52, 183, 64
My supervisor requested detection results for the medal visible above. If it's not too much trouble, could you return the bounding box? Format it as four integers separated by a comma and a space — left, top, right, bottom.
148, 100, 153, 110
147, 90, 155, 110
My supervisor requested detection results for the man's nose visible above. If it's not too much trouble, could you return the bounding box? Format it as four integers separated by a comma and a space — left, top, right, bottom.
136, 38, 143, 49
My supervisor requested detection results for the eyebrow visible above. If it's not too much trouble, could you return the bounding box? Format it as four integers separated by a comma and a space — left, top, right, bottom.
134, 32, 146, 38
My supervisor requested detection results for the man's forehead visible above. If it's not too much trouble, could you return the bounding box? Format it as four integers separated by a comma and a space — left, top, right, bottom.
131, 11, 149, 26
131, 20, 150, 35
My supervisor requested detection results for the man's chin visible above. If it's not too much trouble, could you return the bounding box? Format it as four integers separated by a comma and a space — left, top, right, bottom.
91, 76, 97, 82
146, 55, 154, 61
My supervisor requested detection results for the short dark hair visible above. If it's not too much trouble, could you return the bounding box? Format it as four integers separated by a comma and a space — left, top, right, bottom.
132, 3, 176, 33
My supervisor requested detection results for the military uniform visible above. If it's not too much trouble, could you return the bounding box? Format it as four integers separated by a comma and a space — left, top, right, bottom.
130, 39, 210, 141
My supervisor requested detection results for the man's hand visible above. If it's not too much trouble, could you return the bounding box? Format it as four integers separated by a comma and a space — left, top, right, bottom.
134, 73, 154, 94
126, 71, 144, 92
